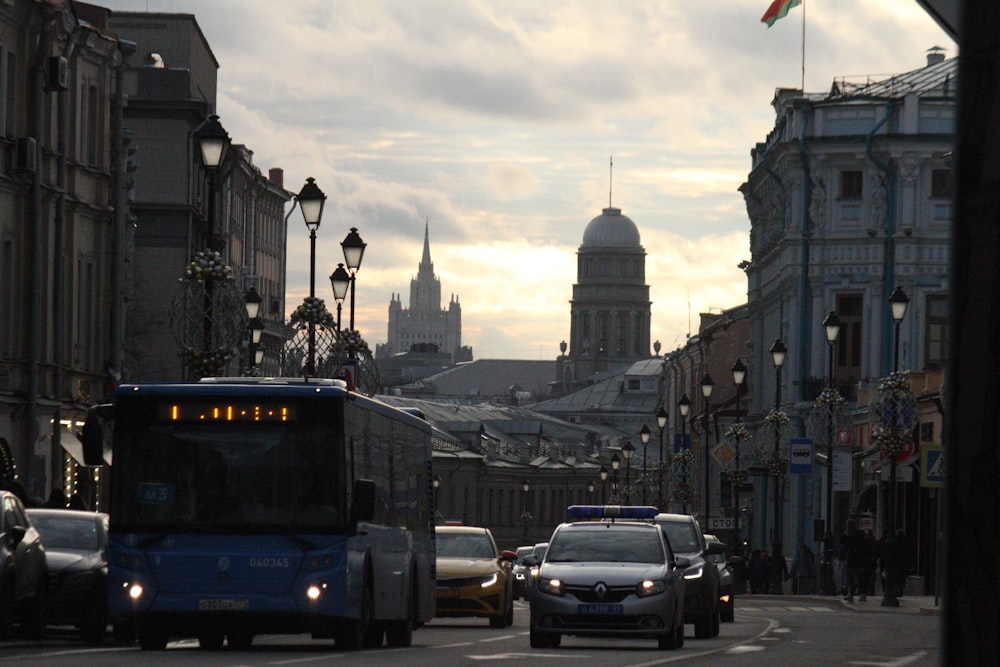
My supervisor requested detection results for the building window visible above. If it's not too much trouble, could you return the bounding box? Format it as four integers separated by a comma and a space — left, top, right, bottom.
834, 294, 863, 382
926, 295, 948, 367
930, 169, 952, 198
839, 170, 863, 199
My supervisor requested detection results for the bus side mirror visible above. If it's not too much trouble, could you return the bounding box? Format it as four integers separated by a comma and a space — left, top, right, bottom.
352, 479, 376, 524
81, 404, 112, 466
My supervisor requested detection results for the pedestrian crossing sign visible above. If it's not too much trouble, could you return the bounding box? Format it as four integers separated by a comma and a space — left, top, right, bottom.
921, 445, 945, 488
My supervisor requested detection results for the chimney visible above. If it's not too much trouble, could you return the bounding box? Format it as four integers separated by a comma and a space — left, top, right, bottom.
926, 47, 946, 67
268, 167, 284, 188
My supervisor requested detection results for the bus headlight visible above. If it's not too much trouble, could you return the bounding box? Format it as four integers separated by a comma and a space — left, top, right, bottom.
128, 583, 144, 600
307, 583, 327, 601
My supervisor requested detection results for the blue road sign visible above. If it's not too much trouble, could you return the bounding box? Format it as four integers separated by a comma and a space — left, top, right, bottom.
673, 433, 691, 454
789, 437, 813, 475
922, 446, 945, 488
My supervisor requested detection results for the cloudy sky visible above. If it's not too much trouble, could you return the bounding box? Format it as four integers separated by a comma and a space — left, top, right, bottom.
100, 0, 952, 359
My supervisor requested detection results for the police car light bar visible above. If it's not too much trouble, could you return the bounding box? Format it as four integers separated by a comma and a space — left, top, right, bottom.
566, 505, 660, 520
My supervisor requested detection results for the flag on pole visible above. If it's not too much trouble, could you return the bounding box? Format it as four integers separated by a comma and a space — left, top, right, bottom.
761, 0, 801, 28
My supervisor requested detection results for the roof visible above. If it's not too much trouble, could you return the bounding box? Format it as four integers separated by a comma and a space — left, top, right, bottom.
824, 56, 958, 101
396, 359, 557, 399
581, 207, 642, 249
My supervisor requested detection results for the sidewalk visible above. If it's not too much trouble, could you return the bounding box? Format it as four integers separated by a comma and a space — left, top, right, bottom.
836, 593, 941, 615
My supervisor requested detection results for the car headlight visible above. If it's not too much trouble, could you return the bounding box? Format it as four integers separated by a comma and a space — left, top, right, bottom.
514, 572, 525, 580
480, 572, 499, 588
637, 579, 666, 597
538, 577, 564, 597
684, 565, 704, 580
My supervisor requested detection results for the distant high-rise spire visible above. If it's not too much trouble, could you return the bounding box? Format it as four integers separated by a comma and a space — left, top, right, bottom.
420, 218, 432, 271
609, 155, 614, 208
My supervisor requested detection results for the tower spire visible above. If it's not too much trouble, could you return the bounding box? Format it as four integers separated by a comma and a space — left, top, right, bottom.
421, 218, 432, 269
609, 155, 613, 208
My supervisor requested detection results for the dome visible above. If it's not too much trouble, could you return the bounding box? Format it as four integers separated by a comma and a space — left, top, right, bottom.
581, 207, 641, 248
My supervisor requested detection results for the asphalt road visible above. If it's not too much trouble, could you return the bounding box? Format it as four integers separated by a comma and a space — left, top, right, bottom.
0, 595, 941, 666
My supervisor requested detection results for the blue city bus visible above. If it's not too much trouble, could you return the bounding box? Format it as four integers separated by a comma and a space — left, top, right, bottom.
81, 377, 436, 651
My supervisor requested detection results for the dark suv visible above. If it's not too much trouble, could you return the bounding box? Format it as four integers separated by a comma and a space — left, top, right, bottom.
0, 491, 47, 639
655, 513, 725, 638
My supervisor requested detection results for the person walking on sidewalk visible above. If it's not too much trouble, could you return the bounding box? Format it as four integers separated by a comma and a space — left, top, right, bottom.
844, 520, 870, 602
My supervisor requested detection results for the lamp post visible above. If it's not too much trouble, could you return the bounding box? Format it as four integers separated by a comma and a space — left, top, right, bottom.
521, 479, 531, 543
433, 474, 441, 524
611, 454, 621, 501
294, 178, 327, 376
329, 263, 350, 333
821, 310, 842, 595
587, 479, 596, 501
341, 227, 367, 333
769, 338, 787, 594
193, 114, 230, 374
883, 286, 909, 607
656, 407, 668, 508
678, 393, 691, 513
599, 465, 609, 504
622, 440, 635, 504
701, 373, 714, 525
244, 287, 262, 374
639, 425, 651, 505
731, 359, 747, 551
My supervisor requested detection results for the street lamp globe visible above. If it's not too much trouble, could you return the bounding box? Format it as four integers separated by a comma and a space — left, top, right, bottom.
770, 338, 787, 368
588, 480, 596, 494
341, 227, 367, 272
657, 407, 668, 430
640, 424, 651, 445
622, 440, 635, 462
731, 359, 747, 387
244, 287, 262, 319
678, 393, 691, 417
611, 453, 621, 472
701, 373, 714, 399
889, 285, 910, 322
194, 114, 230, 170
823, 310, 842, 344
296, 177, 327, 231
522, 479, 530, 494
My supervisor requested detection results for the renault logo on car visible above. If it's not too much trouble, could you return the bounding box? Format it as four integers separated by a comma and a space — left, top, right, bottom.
594, 582, 607, 600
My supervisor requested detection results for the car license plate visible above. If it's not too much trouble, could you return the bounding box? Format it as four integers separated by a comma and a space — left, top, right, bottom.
578, 603, 623, 614
198, 598, 249, 611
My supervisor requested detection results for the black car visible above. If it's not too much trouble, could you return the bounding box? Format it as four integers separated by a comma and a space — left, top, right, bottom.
26, 509, 109, 643
0, 491, 47, 639
704, 534, 735, 622
655, 513, 725, 638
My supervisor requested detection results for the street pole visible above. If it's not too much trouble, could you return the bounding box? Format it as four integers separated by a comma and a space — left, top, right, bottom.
769, 338, 787, 594
883, 286, 909, 607
701, 374, 714, 528
822, 311, 841, 595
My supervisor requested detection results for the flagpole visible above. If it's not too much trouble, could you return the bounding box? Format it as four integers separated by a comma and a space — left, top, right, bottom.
801, 0, 806, 91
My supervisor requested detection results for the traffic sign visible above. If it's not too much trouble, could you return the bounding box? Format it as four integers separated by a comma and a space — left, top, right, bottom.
881, 439, 916, 464
789, 438, 813, 474
922, 446, 945, 488
709, 517, 735, 531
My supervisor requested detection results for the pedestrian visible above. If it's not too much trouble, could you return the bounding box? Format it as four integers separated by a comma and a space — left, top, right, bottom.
837, 526, 851, 596
68, 492, 90, 511
769, 548, 788, 594
44, 487, 67, 508
844, 520, 869, 601
789, 543, 816, 594
749, 549, 768, 594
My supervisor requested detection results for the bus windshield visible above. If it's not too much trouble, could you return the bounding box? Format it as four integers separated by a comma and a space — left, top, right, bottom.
112, 421, 345, 532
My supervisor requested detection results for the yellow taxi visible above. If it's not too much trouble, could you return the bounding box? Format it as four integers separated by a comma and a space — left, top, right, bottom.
434, 525, 517, 627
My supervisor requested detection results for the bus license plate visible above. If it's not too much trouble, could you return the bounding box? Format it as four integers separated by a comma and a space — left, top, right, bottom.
578, 603, 623, 614
199, 598, 250, 611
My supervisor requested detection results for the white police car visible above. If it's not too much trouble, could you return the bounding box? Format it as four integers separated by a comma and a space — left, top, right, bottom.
528, 506, 688, 650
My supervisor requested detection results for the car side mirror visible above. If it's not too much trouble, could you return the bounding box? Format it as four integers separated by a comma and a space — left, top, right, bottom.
704, 541, 728, 556
9, 525, 26, 547
674, 555, 691, 569
500, 549, 517, 561
522, 556, 538, 567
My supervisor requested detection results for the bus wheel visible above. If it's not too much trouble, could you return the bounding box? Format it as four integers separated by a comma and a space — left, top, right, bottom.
338, 582, 372, 650
198, 632, 224, 650
137, 625, 168, 650
385, 577, 415, 647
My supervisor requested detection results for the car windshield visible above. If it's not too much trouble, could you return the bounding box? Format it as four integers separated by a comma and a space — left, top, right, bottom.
660, 521, 702, 552
30, 515, 101, 551
546, 527, 664, 564
436, 532, 497, 558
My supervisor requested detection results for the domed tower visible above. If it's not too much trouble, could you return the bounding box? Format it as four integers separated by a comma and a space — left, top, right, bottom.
568, 206, 651, 368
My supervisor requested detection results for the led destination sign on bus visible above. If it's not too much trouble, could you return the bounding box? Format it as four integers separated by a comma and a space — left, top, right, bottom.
160, 403, 294, 423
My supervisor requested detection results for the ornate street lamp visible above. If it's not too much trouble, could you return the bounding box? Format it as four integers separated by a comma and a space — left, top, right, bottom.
639, 424, 651, 505
244, 287, 263, 374
329, 263, 350, 332
341, 227, 367, 332
701, 373, 715, 524
599, 465, 609, 504
821, 310, 842, 595
622, 440, 635, 504
678, 393, 692, 513
587, 479, 596, 500
521, 479, 532, 543
611, 453, 621, 500
295, 178, 327, 376
883, 286, 910, 607
731, 359, 747, 551
769, 338, 788, 594
656, 406, 668, 508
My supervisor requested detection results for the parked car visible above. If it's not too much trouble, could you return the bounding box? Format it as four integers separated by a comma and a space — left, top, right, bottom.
0, 490, 47, 639
434, 525, 517, 627
512, 545, 533, 599
522, 541, 549, 600
655, 512, 725, 638
528, 505, 687, 650
26, 509, 109, 643
703, 534, 735, 622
